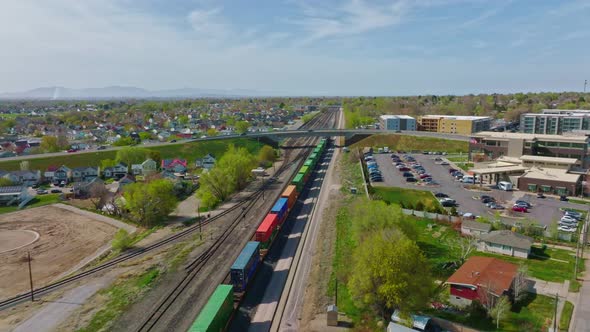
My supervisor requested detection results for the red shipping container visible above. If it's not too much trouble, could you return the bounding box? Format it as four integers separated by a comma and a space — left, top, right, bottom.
281, 185, 297, 211
255, 214, 279, 243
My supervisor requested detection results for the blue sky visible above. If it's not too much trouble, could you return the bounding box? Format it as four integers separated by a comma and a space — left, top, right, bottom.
0, 0, 589, 95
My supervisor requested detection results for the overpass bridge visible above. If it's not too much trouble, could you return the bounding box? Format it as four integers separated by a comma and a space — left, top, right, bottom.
204, 129, 470, 146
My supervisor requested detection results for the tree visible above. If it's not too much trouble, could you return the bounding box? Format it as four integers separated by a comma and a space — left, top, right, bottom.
258, 145, 276, 166
113, 136, 135, 146
349, 199, 417, 242
89, 182, 110, 209
19, 160, 29, 171
451, 235, 478, 264
490, 295, 511, 329
40, 136, 61, 152
123, 179, 177, 226
235, 120, 251, 134
512, 264, 529, 304
139, 132, 152, 141
206, 128, 218, 137
348, 230, 433, 316
217, 145, 257, 190
111, 229, 133, 251
146, 150, 161, 167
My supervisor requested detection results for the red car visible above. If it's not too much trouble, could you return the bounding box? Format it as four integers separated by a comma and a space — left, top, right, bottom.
67, 149, 78, 153
419, 173, 431, 179
398, 167, 410, 172
512, 205, 527, 213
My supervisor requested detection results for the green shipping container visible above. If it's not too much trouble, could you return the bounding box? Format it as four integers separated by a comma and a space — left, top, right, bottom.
292, 173, 304, 192
298, 165, 309, 176
304, 159, 313, 167
189, 285, 234, 332
310, 153, 318, 163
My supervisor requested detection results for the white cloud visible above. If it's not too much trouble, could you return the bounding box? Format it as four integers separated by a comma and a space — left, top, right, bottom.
187, 7, 228, 38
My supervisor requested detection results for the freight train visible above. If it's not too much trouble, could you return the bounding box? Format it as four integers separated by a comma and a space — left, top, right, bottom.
188, 138, 327, 332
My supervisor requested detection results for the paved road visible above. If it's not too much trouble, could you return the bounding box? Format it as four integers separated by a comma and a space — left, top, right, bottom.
228, 146, 333, 332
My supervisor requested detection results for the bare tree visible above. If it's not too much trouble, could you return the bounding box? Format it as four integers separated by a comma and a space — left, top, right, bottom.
89, 183, 110, 210
512, 264, 529, 304
490, 295, 511, 329
478, 279, 500, 314
448, 235, 478, 264
20, 160, 29, 171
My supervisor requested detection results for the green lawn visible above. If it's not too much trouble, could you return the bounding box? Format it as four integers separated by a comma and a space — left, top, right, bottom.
567, 198, 590, 206
413, 218, 462, 278
0, 139, 264, 171
0, 194, 62, 215
429, 293, 555, 331
372, 187, 442, 211
560, 301, 574, 332
446, 155, 469, 162
351, 134, 468, 153
476, 246, 581, 283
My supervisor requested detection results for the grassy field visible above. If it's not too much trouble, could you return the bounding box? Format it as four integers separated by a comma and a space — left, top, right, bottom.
372, 186, 442, 210
446, 155, 469, 162
351, 134, 468, 153
0, 139, 264, 171
567, 198, 590, 206
429, 293, 555, 331
0, 193, 61, 215
560, 301, 574, 332
77, 267, 160, 332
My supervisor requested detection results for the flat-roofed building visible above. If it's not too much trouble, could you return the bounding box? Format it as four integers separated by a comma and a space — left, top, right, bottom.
379, 115, 416, 131
417, 115, 491, 135
470, 131, 590, 168
517, 167, 582, 196
521, 109, 590, 135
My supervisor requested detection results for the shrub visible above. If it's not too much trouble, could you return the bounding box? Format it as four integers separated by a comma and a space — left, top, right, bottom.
112, 229, 133, 251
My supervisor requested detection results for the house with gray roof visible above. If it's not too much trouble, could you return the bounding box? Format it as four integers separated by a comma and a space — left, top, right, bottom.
461, 220, 492, 237
478, 230, 533, 258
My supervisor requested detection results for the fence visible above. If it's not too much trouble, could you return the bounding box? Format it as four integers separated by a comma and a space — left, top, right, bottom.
402, 208, 462, 223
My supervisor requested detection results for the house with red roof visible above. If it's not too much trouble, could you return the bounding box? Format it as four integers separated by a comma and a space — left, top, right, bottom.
445, 256, 518, 307
161, 159, 187, 174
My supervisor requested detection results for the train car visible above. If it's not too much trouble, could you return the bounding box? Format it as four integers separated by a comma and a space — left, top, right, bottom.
270, 197, 289, 224
281, 185, 297, 211
230, 241, 260, 293
255, 213, 279, 245
303, 159, 313, 168
189, 284, 234, 332
309, 153, 318, 166
292, 173, 304, 193
298, 165, 310, 183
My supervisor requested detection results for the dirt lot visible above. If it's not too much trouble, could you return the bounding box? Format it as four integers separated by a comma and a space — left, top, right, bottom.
0, 205, 117, 299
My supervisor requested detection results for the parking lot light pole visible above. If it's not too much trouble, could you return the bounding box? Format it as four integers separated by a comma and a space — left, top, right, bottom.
27, 251, 34, 302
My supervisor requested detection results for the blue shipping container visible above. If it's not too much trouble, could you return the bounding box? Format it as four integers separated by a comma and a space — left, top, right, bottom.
230, 241, 260, 292
270, 197, 288, 223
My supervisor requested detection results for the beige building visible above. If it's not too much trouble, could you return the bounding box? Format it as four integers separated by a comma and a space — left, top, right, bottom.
417, 115, 491, 134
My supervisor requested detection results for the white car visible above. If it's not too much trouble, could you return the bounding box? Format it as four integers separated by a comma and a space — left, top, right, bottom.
558, 226, 576, 233
561, 216, 578, 223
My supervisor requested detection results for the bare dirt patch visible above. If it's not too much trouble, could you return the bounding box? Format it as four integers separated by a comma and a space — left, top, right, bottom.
0, 205, 117, 299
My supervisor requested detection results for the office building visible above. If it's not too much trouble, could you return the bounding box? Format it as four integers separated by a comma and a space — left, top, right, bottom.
417, 115, 491, 135
379, 115, 416, 131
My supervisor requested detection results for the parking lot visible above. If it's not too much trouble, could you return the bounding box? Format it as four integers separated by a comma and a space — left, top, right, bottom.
371, 153, 590, 228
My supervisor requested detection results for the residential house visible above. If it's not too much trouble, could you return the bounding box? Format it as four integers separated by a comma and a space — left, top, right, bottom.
161, 159, 187, 174
73, 178, 105, 198
1, 171, 19, 185
8, 170, 41, 187
141, 158, 158, 175
118, 174, 136, 189
131, 164, 143, 176
478, 230, 533, 258
72, 167, 100, 183
461, 220, 492, 237
103, 162, 128, 179
53, 166, 72, 185
157, 131, 171, 141
445, 256, 518, 307
0, 186, 29, 206
196, 154, 216, 170
44, 166, 58, 183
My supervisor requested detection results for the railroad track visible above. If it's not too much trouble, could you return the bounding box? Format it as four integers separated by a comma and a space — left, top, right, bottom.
134, 109, 339, 332
0, 109, 337, 312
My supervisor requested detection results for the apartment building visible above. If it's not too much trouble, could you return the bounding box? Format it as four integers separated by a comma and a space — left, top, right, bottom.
521, 109, 590, 135
379, 115, 416, 131
417, 115, 491, 134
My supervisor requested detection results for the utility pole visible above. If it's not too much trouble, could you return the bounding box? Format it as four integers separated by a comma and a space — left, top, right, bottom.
553, 292, 558, 332
27, 251, 34, 302
335, 280, 338, 307
585, 79, 588, 93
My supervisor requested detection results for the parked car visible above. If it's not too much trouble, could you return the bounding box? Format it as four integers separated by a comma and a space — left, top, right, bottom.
434, 192, 448, 198
440, 161, 450, 165
537, 192, 545, 198
36, 189, 48, 195
558, 226, 577, 233
448, 168, 458, 173
441, 200, 456, 207
419, 173, 431, 179
67, 149, 78, 153
405, 177, 417, 183
97, 145, 107, 150
512, 205, 527, 213
564, 210, 582, 219
480, 195, 493, 201
561, 216, 579, 223
50, 189, 61, 194
402, 172, 414, 178
488, 202, 504, 210
398, 167, 411, 172
560, 195, 569, 201
514, 201, 532, 208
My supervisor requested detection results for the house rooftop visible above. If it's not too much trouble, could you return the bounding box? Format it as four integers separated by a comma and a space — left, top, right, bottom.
420, 115, 491, 121
474, 131, 590, 143
519, 155, 579, 165
0, 186, 24, 194
380, 115, 415, 120
445, 256, 518, 296
479, 230, 534, 251
461, 220, 492, 232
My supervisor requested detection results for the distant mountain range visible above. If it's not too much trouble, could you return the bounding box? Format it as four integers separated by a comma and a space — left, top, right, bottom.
0, 86, 279, 100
